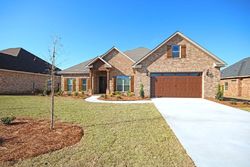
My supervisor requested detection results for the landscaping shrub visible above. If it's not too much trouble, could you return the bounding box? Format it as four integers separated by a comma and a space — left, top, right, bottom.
127, 90, 131, 97
114, 91, 121, 95
230, 99, 237, 105
215, 84, 224, 101
74, 92, 79, 96
243, 101, 250, 105
116, 95, 122, 100
55, 90, 63, 96
100, 94, 108, 99
140, 84, 145, 98
1, 116, 16, 125
67, 92, 72, 96
33, 89, 43, 95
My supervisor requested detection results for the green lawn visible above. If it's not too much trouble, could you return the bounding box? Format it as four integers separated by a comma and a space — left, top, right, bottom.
0, 96, 194, 167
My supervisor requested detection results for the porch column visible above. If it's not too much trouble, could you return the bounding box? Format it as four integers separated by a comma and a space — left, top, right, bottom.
92, 71, 95, 94
106, 69, 110, 94
89, 69, 93, 95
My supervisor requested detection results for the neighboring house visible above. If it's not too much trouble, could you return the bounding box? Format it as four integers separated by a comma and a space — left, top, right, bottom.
58, 31, 226, 98
221, 57, 250, 99
0, 48, 61, 94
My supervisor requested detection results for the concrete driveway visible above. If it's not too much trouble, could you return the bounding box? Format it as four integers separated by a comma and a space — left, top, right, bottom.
152, 98, 250, 167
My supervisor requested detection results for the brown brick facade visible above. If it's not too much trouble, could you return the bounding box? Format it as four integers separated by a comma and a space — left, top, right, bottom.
221, 77, 250, 99
59, 33, 224, 98
0, 69, 61, 94
102, 49, 134, 93
61, 74, 89, 93
134, 34, 221, 98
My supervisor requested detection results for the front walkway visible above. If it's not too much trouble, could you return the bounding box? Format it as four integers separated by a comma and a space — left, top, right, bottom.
152, 98, 250, 167
85, 95, 152, 104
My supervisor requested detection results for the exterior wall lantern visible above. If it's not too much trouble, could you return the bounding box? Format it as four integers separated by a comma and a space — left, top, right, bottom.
206, 69, 214, 78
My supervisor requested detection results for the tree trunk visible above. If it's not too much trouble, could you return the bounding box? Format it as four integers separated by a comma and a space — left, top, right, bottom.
50, 45, 56, 130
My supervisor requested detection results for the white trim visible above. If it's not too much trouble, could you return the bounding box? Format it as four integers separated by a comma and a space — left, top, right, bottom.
113, 47, 135, 63
133, 31, 226, 67
86, 46, 135, 68
86, 56, 112, 68
98, 57, 112, 67
213, 62, 225, 68
100, 47, 135, 63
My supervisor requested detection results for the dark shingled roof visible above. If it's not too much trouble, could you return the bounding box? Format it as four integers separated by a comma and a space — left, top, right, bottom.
59, 47, 150, 74
0, 47, 61, 74
221, 57, 250, 78
57, 58, 94, 74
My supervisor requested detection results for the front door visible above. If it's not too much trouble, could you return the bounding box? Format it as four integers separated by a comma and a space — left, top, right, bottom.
99, 76, 107, 94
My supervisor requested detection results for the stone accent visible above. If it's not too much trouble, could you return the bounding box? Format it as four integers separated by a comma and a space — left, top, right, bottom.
221, 77, 250, 99
134, 34, 221, 98
0, 69, 60, 94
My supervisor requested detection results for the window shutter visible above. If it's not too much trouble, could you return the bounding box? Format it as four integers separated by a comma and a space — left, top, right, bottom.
79, 78, 82, 91
167, 45, 172, 58
87, 78, 91, 90
130, 76, 134, 92
181, 45, 186, 58
73, 79, 76, 91
113, 77, 116, 91
64, 78, 68, 91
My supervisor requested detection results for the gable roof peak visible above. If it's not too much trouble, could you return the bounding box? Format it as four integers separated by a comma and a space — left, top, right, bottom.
133, 31, 226, 67
0, 47, 23, 57
100, 46, 135, 63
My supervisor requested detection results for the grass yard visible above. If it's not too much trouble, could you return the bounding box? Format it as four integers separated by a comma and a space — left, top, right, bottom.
0, 96, 194, 167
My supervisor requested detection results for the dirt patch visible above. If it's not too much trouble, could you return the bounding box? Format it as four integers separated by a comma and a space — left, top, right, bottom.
0, 118, 83, 162
207, 98, 250, 108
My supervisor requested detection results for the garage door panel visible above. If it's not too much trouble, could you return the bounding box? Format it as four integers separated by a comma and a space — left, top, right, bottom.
151, 75, 202, 98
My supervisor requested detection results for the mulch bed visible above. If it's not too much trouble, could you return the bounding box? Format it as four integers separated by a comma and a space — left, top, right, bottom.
0, 118, 83, 162
207, 98, 250, 108
98, 96, 150, 101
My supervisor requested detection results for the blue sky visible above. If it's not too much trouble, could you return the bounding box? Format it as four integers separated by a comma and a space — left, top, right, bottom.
0, 0, 249, 69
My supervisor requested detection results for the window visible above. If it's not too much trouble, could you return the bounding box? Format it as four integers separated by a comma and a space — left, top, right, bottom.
67, 78, 73, 91
225, 82, 228, 90
172, 45, 180, 58
82, 79, 87, 91
116, 76, 130, 92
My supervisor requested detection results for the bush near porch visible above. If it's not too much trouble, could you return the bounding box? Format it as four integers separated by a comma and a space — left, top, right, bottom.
98, 91, 150, 101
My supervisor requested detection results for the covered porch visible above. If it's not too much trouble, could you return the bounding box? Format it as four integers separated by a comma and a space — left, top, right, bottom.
87, 57, 113, 95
